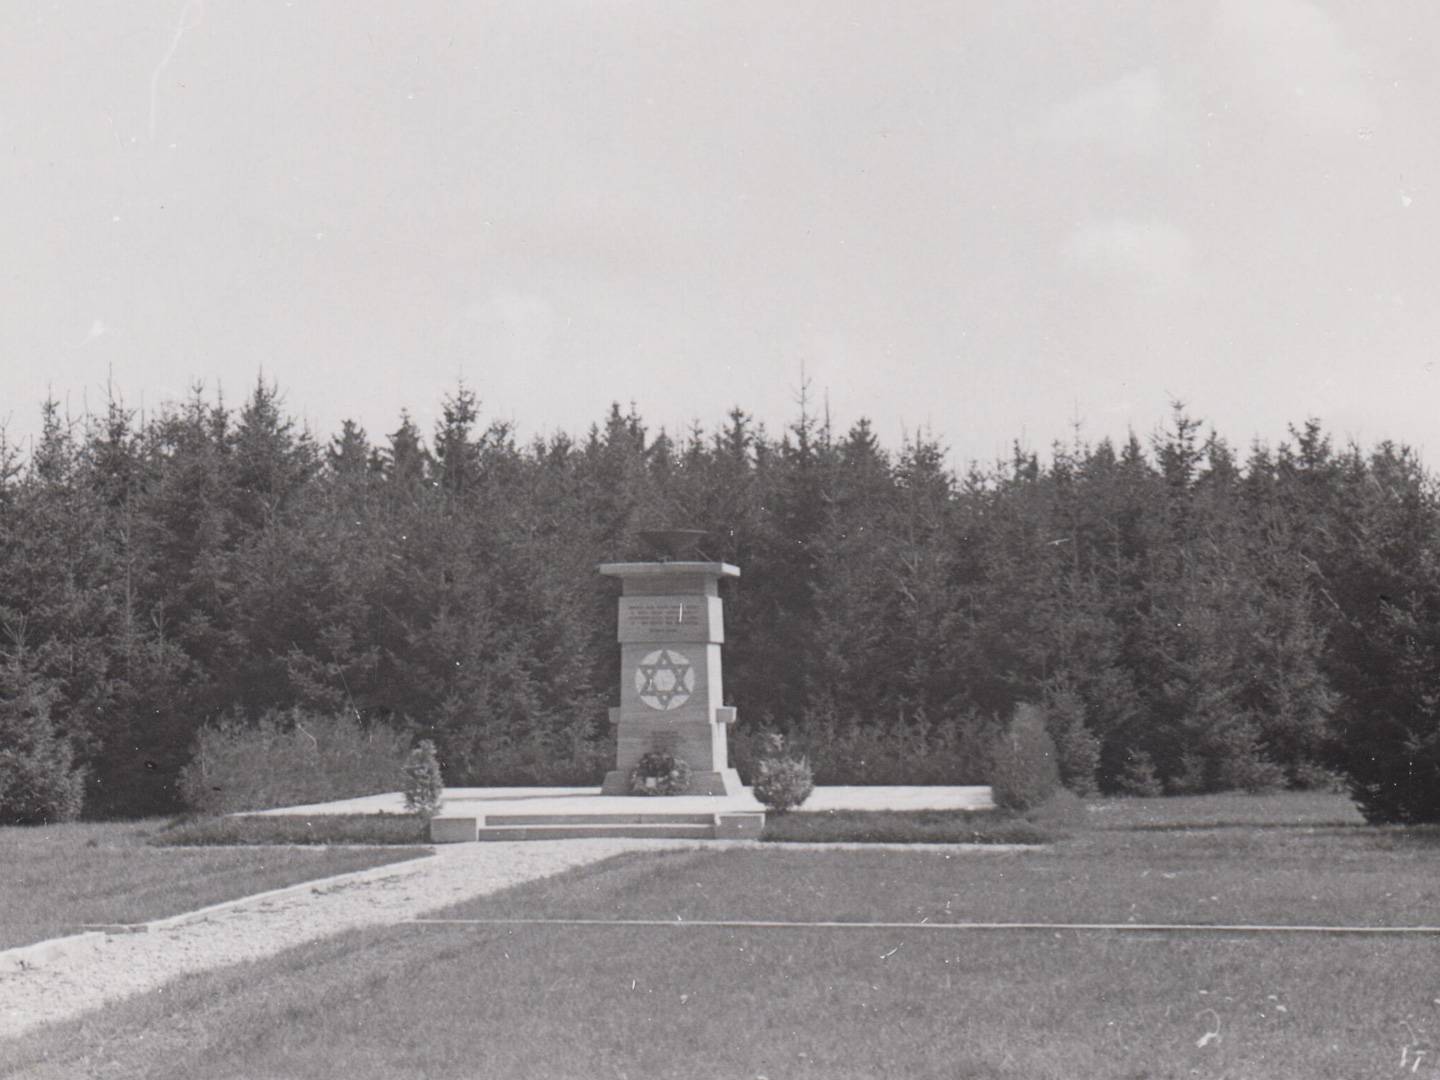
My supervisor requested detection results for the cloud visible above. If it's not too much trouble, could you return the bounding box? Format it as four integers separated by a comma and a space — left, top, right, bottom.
1215, 0, 1374, 133
1031, 69, 1168, 154
1062, 219, 1194, 291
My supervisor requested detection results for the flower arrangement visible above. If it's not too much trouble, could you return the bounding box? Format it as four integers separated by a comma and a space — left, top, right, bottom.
629, 751, 692, 796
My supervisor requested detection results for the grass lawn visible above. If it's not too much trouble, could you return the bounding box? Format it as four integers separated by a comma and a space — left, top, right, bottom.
1083, 789, 1367, 830
433, 826, 1440, 928
0, 820, 430, 949
4, 792, 1438, 1080
761, 807, 1052, 844
759, 789, 1363, 846
7, 918, 1437, 1080
154, 813, 431, 846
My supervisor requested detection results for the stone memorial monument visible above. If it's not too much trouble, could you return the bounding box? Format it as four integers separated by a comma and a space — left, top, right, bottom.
599, 529, 744, 796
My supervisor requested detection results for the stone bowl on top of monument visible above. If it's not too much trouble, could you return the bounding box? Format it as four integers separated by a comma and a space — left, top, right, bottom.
638, 528, 710, 561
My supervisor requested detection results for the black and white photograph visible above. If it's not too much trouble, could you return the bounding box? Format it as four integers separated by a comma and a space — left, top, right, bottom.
2, 2, 1439, 1077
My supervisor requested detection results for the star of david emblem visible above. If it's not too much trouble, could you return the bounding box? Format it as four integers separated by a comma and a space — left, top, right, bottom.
634, 648, 694, 711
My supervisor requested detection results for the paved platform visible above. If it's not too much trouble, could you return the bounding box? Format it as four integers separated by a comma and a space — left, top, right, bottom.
246, 785, 994, 818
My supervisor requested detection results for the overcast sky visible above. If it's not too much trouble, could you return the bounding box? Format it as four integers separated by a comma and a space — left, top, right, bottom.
4, 0, 1438, 467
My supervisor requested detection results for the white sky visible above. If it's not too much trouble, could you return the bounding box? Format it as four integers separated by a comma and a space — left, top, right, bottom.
3, 0, 1439, 467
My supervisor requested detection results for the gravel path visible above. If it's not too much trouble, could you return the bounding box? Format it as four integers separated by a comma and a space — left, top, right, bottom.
0, 838, 706, 1041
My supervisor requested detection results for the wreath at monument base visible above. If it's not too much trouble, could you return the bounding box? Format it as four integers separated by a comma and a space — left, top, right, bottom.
629, 752, 692, 796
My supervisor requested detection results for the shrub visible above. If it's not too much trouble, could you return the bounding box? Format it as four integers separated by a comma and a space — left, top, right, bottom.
732, 707, 996, 787
0, 741, 86, 826
1043, 687, 1100, 796
443, 728, 615, 787
752, 733, 815, 813
1290, 760, 1345, 792
1207, 716, 1288, 794
1116, 750, 1164, 797
403, 740, 445, 818
1168, 753, 1209, 795
1341, 727, 1440, 825
629, 751, 692, 796
1218, 750, 1288, 794
988, 704, 1060, 812
0, 663, 85, 825
180, 708, 412, 815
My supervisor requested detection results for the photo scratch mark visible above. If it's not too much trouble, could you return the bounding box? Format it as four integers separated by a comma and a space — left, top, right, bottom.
150, 1, 204, 144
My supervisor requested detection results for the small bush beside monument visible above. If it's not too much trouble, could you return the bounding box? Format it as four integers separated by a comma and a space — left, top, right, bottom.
751, 734, 815, 813
402, 740, 445, 818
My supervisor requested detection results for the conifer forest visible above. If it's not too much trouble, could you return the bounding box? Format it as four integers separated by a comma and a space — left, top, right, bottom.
2, 381, 1438, 823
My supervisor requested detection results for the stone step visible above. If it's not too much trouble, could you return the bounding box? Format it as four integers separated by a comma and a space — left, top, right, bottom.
485, 813, 716, 826
431, 810, 763, 843
475, 823, 716, 841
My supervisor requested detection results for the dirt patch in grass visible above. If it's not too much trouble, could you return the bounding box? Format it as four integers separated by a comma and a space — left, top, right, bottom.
0, 820, 429, 949
154, 813, 430, 846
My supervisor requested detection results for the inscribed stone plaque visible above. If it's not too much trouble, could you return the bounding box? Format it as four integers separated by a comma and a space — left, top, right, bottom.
617, 595, 721, 644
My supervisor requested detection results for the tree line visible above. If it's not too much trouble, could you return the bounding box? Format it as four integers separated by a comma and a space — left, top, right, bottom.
2, 380, 1437, 822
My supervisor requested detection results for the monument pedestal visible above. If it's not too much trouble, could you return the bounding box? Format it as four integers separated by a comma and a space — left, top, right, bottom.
598, 560, 743, 797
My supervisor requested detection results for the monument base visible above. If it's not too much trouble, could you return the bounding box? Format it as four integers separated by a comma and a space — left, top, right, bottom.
600, 767, 746, 797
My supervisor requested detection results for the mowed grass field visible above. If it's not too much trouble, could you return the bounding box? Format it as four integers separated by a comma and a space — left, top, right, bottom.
0, 821, 430, 949
4, 792, 1439, 1080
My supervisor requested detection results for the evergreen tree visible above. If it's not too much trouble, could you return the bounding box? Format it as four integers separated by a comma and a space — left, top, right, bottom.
1324, 443, 1440, 821
6, 377, 1440, 820
0, 642, 86, 824
432, 384, 482, 503
327, 419, 372, 477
